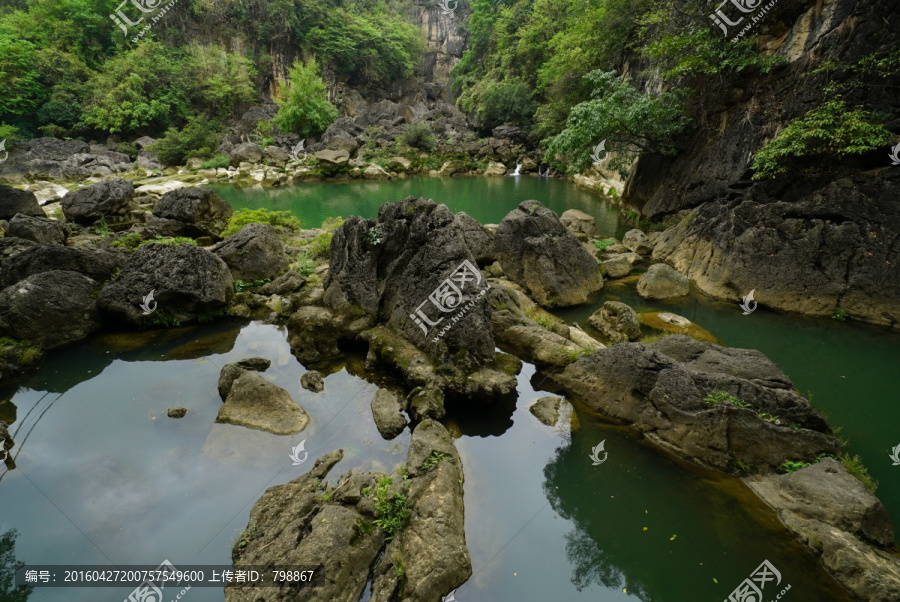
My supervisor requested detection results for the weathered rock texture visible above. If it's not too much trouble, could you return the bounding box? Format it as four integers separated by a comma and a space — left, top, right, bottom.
7, 214, 68, 245
747, 458, 900, 600
98, 243, 233, 325
150, 188, 233, 239
61, 178, 135, 224
216, 371, 309, 435
0, 186, 44, 219
213, 223, 288, 282
227, 420, 470, 602
550, 336, 839, 472
588, 301, 642, 343
494, 200, 602, 307
0, 270, 101, 349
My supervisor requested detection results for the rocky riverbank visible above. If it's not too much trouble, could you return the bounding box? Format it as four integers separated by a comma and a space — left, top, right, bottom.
0, 176, 897, 599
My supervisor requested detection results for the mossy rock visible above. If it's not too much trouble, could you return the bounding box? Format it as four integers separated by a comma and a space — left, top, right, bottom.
638, 311, 720, 344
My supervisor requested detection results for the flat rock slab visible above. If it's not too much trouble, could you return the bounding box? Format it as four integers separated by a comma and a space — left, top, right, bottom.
530, 396, 562, 426
217, 371, 310, 435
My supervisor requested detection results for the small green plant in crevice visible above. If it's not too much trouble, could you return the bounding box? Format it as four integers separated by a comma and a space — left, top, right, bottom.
840, 453, 878, 492
757, 412, 781, 424
364, 226, 384, 247
234, 278, 271, 293
222, 208, 303, 238
419, 451, 456, 472
702, 390, 751, 408
780, 460, 811, 474
94, 216, 113, 237
147, 308, 182, 328
350, 519, 376, 546
733, 460, 752, 474
831, 307, 848, 321
364, 475, 411, 541
110, 232, 145, 250
140, 236, 198, 248
292, 252, 317, 277
196, 308, 227, 324
592, 238, 616, 251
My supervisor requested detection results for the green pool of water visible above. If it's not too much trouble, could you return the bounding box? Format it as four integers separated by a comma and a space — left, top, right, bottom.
211, 175, 628, 237
1, 175, 890, 601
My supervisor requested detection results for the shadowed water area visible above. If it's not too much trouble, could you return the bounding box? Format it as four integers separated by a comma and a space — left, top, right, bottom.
3, 176, 892, 600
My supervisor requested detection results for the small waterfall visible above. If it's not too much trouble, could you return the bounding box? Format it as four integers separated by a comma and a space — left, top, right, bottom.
511, 162, 522, 176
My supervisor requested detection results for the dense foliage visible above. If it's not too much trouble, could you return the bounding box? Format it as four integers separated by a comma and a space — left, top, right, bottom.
273, 58, 338, 139
0, 0, 420, 143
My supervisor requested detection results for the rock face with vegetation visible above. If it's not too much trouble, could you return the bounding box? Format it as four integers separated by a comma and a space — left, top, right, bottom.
747, 458, 900, 600
550, 336, 839, 473
227, 420, 469, 602
98, 243, 233, 325
494, 200, 602, 307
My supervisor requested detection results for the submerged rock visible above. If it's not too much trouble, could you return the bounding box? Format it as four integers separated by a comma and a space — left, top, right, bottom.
530, 396, 563, 426
216, 371, 310, 435
300, 370, 325, 393
550, 335, 839, 472
371, 389, 408, 439
494, 200, 602, 307
636, 263, 689, 300
0, 270, 101, 350
638, 311, 719, 343
167, 407, 187, 418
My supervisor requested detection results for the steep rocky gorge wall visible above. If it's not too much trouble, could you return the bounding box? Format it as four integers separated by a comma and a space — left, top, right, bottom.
623, 0, 900, 327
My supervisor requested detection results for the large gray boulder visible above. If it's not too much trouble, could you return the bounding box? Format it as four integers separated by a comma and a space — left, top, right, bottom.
560, 209, 597, 239
212, 223, 288, 282
314, 149, 350, 171
216, 371, 309, 435
6, 214, 68, 245
61, 178, 135, 224
494, 200, 602, 307
0, 244, 124, 289
149, 187, 233, 239
324, 197, 495, 365
588, 301, 642, 343
0, 186, 43, 219
229, 142, 262, 165
747, 458, 900, 600
551, 336, 839, 472
636, 263, 690, 300
0, 270, 101, 350
98, 243, 233, 325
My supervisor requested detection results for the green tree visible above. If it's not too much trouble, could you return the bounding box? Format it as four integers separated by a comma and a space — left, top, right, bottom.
272, 58, 338, 139
544, 70, 691, 176
149, 114, 223, 166
473, 79, 537, 133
